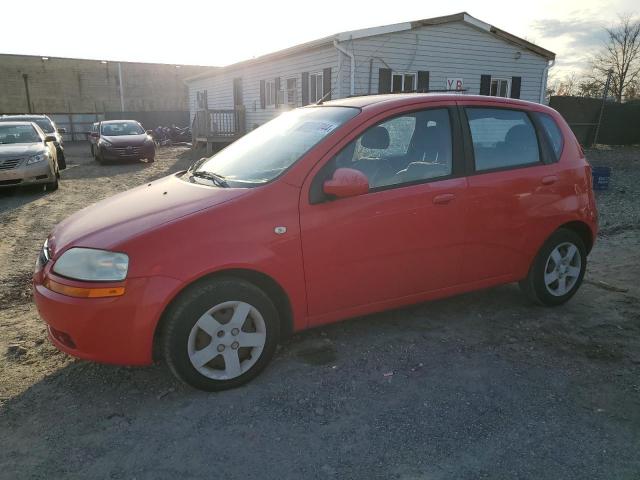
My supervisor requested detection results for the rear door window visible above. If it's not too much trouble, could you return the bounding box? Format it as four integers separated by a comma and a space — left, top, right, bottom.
465, 108, 541, 172
534, 112, 564, 161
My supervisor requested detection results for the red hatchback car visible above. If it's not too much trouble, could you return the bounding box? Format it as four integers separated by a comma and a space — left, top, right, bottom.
33, 94, 597, 391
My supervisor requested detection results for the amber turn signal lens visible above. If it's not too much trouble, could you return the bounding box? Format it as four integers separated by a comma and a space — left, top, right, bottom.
44, 278, 125, 298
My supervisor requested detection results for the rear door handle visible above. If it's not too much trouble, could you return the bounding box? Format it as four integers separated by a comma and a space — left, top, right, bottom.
542, 175, 558, 185
433, 193, 456, 205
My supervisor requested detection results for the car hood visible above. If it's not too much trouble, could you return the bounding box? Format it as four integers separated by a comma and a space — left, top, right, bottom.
0, 143, 44, 158
103, 134, 148, 146
49, 173, 249, 256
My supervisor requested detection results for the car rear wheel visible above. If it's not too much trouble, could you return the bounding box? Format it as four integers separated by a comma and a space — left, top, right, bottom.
520, 228, 586, 306
162, 278, 280, 391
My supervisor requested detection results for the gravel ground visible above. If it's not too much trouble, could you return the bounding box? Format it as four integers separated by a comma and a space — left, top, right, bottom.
0, 143, 638, 479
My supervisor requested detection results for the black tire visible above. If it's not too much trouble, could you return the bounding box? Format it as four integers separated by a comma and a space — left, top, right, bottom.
147, 156, 155, 163
45, 176, 59, 192
45, 161, 59, 192
90, 145, 95, 158
57, 149, 67, 170
95, 151, 103, 164
519, 228, 587, 306
162, 277, 280, 391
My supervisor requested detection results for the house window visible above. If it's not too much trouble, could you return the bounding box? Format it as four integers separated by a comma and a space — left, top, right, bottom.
490, 78, 510, 97
309, 73, 324, 103
286, 78, 297, 106
265, 80, 276, 106
391, 73, 417, 93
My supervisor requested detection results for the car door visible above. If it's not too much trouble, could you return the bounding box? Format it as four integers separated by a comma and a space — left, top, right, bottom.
457, 103, 560, 283
299, 105, 468, 324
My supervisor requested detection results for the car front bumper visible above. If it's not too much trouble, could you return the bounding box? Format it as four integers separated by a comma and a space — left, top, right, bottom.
99, 143, 155, 161
0, 160, 54, 188
33, 265, 182, 365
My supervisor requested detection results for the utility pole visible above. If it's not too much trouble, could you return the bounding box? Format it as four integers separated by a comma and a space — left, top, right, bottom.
118, 62, 125, 112
593, 68, 613, 146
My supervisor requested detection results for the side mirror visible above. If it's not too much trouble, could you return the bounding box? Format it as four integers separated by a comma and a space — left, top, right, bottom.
323, 168, 369, 199
146, 130, 153, 135
44, 135, 57, 143
57, 128, 67, 134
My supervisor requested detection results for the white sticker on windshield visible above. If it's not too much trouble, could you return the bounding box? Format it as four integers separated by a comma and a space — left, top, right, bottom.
295, 121, 338, 135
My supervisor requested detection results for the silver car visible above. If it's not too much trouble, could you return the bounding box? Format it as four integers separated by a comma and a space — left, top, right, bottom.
0, 122, 60, 191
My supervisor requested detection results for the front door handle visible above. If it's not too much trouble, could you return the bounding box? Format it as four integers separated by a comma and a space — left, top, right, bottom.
433, 193, 456, 205
542, 175, 558, 185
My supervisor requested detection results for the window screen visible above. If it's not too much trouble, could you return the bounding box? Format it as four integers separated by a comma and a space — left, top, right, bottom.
466, 108, 540, 171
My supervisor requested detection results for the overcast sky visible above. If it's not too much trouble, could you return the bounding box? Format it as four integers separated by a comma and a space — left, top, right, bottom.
1, 0, 637, 79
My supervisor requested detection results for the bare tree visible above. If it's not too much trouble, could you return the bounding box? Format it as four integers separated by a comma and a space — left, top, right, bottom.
591, 14, 640, 102
548, 72, 580, 96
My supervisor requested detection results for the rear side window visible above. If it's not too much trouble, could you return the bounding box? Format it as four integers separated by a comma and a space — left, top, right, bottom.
466, 108, 540, 172
534, 112, 564, 160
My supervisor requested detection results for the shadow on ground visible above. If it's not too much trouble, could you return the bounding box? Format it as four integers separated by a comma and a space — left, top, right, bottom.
1, 284, 639, 479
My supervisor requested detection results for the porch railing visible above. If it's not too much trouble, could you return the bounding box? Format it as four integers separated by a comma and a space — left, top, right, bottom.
193, 108, 246, 141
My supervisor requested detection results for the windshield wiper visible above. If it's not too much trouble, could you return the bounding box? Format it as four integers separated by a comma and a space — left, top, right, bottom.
191, 170, 229, 188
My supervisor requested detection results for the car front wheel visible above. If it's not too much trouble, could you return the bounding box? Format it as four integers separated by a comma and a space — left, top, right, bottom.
162, 278, 280, 391
520, 228, 587, 306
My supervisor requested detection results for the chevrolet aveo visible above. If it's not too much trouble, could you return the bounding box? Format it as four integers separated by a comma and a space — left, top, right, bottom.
33, 94, 598, 391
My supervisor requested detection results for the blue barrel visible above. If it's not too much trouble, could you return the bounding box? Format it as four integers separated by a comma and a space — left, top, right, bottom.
592, 166, 611, 191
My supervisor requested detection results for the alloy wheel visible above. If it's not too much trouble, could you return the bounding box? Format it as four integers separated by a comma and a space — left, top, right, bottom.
187, 301, 266, 380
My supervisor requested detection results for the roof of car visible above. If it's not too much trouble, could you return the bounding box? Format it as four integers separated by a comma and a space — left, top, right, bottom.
0, 114, 50, 119
321, 93, 543, 109
100, 120, 141, 124
0, 121, 39, 126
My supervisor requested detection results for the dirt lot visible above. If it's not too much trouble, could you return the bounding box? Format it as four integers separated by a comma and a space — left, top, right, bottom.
0, 143, 639, 479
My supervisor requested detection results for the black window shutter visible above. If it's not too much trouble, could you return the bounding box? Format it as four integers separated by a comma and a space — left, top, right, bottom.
510, 76, 521, 99
417, 71, 430, 92
480, 75, 491, 96
301, 72, 309, 106
378, 68, 392, 94
274, 77, 281, 107
323, 67, 331, 100
259, 80, 266, 109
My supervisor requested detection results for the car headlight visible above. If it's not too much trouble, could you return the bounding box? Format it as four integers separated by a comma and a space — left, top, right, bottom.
52, 248, 129, 281
99, 138, 113, 147
26, 152, 49, 165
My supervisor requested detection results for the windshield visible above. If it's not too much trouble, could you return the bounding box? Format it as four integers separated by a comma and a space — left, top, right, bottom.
32, 119, 55, 133
0, 124, 40, 144
193, 106, 359, 186
0, 117, 54, 133
101, 122, 145, 136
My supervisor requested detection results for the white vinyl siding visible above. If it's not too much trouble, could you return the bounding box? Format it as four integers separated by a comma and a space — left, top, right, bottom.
188, 44, 340, 130
350, 22, 547, 101
187, 20, 550, 130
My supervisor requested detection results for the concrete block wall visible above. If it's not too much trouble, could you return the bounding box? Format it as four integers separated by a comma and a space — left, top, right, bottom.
0, 54, 213, 114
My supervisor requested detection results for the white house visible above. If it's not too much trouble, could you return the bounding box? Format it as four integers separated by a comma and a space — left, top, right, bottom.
185, 12, 555, 140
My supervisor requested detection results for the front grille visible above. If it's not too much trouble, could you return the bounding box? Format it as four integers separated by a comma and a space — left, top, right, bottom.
0, 158, 22, 170
113, 146, 142, 156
